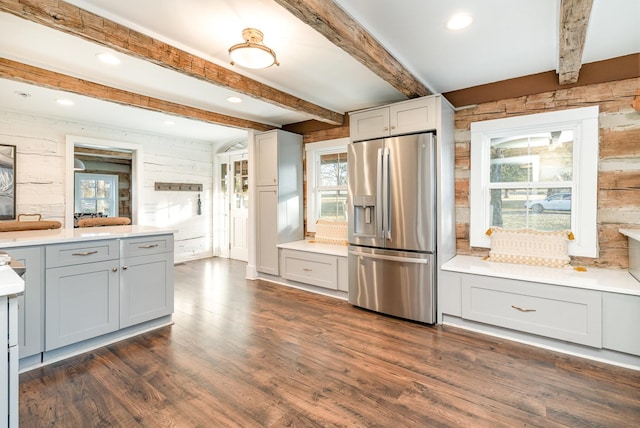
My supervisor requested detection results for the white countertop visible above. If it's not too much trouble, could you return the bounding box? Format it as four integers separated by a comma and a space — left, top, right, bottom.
620, 229, 640, 242
0, 265, 25, 296
277, 239, 348, 257
442, 255, 640, 296
0, 225, 177, 249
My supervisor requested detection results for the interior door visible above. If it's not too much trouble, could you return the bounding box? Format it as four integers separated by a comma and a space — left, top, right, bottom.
229, 154, 249, 261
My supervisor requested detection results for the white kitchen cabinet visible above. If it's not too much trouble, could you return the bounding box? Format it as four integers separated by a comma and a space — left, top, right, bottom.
5, 246, 43, 358
255, 129, 303, 275
44, 234, 175, 351
349, 96, 437, 142
602, 293, 640, 356
256, 187, 280, 275
461, 274, 602, 347
280, 249, 339, 290
255, 131, 279, 186
120, 235, 174, 328
45, 253, 120, 351
1, 294, 20, 428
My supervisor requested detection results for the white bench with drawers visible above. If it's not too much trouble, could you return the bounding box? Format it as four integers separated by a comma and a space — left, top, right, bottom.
440, 254, 640, 369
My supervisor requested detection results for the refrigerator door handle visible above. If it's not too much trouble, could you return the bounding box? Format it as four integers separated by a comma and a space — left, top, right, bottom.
349, 250, 429, 264
376, 148, 384, 238
382, 147, 391, 241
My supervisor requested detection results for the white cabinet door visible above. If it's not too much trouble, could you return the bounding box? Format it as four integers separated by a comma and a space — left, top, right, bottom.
256, 186, 279, 275
120, 252, 174, 328
45, 260, 120, 351
389, 96, 436, 135
7, 246, 43, 358
255, 131, 278, 186
603, 293, 640, 356
349, 107, 390, 141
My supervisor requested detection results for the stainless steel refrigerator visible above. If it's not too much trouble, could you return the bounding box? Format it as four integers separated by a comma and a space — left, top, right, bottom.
348, 133, 436, 323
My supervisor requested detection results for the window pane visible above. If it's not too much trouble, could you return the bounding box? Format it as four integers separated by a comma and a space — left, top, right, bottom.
490, 130, 573, 183
97, 199, 110, 215
80, 179, 96, 198
96, 180, 111, 198
81, 200, 97, 213
319, 152, 347, 187
490, 188, 571, 231
319, 190, 347, 221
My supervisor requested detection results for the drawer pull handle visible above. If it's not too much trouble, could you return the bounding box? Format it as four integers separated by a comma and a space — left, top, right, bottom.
512, 305, 536, 313
138, 244, 159, 249
72, 250, 98, 256
303, 268, 313, 272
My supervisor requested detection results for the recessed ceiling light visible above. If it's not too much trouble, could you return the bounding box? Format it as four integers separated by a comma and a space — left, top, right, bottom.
163, 120, 175, 126
96, 53, 120, 65
56, 99, 74, 106
14, 91, 31, 98
227, 96, 242, 103
447, 14, 473, 30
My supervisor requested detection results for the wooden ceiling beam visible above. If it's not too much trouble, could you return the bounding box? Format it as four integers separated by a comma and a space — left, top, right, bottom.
0, 0, 344, 125
0, 58, 275, 132
273, 0, 431, 99
558, 0, 594, 85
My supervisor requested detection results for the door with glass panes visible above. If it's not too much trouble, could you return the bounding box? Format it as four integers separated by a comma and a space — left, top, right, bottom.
229, 154, 248, 261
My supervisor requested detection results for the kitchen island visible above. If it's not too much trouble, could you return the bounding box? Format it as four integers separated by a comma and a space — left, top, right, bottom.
1, 264, 24, 427
0, 225, 176, 372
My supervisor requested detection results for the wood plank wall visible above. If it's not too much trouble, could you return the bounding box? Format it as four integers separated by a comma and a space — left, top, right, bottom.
453, 77, 640, 268
301, 77, 639, 268
0, 110, 214, 263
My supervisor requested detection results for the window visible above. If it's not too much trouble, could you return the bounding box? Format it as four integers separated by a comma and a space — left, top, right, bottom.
75, 173, 119, 216
470, 106, 599, 257
305, 138, 349, 232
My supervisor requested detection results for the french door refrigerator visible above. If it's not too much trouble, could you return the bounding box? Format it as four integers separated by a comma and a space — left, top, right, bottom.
348, 133, 436, 323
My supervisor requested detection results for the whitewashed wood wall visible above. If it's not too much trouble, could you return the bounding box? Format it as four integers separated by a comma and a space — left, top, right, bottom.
0, 110, 215, 262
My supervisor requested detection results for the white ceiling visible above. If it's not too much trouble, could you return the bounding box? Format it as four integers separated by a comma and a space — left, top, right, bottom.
0, 0, 638, 149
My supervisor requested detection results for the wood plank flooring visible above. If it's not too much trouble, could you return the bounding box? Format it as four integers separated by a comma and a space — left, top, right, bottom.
20, 257, 640, 427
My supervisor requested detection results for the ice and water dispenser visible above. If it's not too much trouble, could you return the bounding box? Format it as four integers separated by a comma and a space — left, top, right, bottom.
352, 195, 377, 237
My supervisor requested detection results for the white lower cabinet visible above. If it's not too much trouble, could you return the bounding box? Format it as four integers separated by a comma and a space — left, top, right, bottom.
279, 248, 347, 292
120, 236, 174, 328
45, 260, 119, 350
1, 295, 19, 427
461, 275, 602, 347
602, 293, 640, 356
44, 234, 174, 351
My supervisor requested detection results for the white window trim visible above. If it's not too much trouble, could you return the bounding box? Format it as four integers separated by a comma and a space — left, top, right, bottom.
305, 137, 349, 232
470, 106, 599, 257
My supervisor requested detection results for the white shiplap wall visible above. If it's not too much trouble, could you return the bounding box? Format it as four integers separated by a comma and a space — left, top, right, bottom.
0, 110, 215, 262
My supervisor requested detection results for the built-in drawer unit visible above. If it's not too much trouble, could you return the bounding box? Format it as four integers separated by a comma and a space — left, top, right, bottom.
45, 240, 119, 268
121, 234, 174, 258
280, 249, 338, 290
461, 275, 602, 347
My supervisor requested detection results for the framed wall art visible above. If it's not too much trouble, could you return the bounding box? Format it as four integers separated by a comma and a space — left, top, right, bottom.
0, 144, 16, 220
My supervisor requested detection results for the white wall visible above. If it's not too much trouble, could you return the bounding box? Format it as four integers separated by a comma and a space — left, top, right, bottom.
0, 110, 215, 262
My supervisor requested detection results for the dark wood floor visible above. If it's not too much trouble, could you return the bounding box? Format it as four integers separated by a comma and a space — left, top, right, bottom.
20, 257, 640, 427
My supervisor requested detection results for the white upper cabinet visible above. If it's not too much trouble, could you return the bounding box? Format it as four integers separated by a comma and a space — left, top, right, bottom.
350, 96, 437, 141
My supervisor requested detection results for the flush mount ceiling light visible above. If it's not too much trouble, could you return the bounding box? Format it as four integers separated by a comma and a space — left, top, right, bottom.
447, 14, 473, 30
226, 96, 242, 103
229, 28, 279, 69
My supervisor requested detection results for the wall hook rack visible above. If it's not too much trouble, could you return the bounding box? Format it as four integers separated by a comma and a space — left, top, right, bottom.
154, 182, 203, 192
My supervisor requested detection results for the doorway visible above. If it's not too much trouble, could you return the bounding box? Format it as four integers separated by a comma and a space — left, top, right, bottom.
216, 150, 249, 262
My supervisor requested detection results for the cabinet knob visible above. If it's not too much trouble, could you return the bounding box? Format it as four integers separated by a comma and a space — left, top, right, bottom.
383, 127, 389, 131
273, 178, 276, 183
112, 267, 118, 272
122, 266, 128, 270
391, 125, 396, 129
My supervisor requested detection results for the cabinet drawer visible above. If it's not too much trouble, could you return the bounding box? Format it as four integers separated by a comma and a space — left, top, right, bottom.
461, 275, 602, 347
280, 249, 337, 290
121, 235, 174, 258
46, 240, 119, 268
